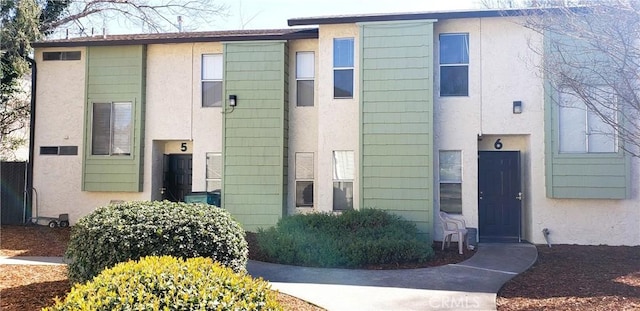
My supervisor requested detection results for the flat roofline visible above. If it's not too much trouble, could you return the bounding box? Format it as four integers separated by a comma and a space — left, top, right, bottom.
288, 7, 589, 26
33, 28, 318, 48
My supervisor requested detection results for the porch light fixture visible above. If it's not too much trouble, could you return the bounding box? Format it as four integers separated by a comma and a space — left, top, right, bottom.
513, 101, 522, 114
229, 95, 237, 107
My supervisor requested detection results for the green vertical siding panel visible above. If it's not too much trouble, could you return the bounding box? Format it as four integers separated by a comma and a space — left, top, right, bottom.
543, 31, 629, 199
359, 21, 435, 241
223, 41, 287, 231
83, 45, 145, 192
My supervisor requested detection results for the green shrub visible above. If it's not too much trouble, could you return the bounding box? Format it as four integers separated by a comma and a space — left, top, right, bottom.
65, 201, 248, 283
256, 208, 433, 268
45, 256, 281, 311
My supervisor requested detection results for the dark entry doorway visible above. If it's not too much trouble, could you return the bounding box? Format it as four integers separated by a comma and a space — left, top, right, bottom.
1, 162, 27, 224
163, 154, 192, 202
478, 151, 521, 242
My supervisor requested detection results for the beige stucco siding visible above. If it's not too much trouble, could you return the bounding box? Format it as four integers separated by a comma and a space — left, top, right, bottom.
316, 24, 360, 212
287, 39, 319, 214
33, 47, 146, 223
434, 17, 640, 245
145, 42, 223, 197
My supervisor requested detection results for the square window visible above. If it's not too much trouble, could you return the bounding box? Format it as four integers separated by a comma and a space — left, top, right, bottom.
559, 88, 617, 153
202, 81, 223, 107
439, 150, 462, 214
206, 152, 222, 192
334, 38, 354, 67
295, 153, 314, 207
334, 69, 354, 98
440, 66, 469, 96
333, 151, 354, 211
297, 80, 314, 107
440, 183, 462, 214
333, 181, 353, 211
439, 33, 469, 97
202, 54, 223, 107
439, 34, 469, 64
296, 51, 315, 107
296, 181, 314, 207
333, 38, 354, 99
91, 102, 132, 156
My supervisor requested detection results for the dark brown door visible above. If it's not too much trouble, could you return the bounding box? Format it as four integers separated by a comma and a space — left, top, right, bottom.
163, 154, 192, 202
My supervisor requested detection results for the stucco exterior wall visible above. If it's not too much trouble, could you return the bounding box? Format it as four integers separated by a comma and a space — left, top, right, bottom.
33, 47, 147, 223
434, 17, 640, 245
145, 42, 223, 197
287, 39, 319, 214
34, 43, 225, 223
316, 24, 360, 212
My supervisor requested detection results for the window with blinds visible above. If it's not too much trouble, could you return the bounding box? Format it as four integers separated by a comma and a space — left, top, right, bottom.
91, 102, 132, 156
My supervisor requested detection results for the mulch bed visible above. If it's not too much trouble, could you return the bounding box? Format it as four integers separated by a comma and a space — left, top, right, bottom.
1, 226, 470, 311
497, 244, 640, 311
4, 225, 638, 310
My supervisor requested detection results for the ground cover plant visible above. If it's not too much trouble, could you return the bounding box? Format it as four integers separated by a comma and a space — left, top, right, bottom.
44, 256, 281, 311
255, 209, 434, 268
65, 201, 248, 283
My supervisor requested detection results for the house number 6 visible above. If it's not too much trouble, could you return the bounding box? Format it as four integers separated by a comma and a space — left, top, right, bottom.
181, 143, 188, 152
494, 139, 503, 150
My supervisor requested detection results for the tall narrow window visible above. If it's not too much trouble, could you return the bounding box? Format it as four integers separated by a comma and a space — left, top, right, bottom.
439, 150, 462, 214
559, 88, 617, 153
439, 33, 469, 96
295, 153, 314, 207
333, 38, 354, 98
202, 54, 223, 107
296, 52, 315, 107
206, 152, 222, 192
333, 150, 354, 211
92, 102, 132, 156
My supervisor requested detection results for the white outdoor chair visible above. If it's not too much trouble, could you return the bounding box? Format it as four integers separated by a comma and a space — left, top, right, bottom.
438, 211, 468, 255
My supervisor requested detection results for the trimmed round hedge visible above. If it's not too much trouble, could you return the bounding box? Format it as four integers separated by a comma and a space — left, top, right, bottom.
45, 256, 281, 311
256, 208, 434, 268
65, 201, 248, 283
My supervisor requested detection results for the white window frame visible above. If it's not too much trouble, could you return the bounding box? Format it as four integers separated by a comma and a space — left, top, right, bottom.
558, 87, 618, 153
295, 152, 314, 207
296, 51, 315, 107
439, 150, 462, 214
206, 152, 222, 192
333, 38, 354, 99
91, 101, 132, 156
202, 54, 223, 107
439, 33, 469, 97
332, 150, 354, 211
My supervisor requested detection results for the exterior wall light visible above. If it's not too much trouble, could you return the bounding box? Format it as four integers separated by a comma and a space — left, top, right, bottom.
229, 95, 237, 107
513, 101, 522, 114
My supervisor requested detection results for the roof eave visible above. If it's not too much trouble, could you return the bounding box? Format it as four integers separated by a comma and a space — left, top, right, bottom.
287, 7, 587, 26
32, 28, 319, 48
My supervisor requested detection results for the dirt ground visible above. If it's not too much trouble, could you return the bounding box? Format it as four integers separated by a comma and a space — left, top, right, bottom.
497, 244, 640, 311
0, 225, 470, 310
2, 225, 638, 310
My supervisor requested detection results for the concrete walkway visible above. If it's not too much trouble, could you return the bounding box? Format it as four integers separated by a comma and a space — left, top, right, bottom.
247, 243, 538, 311
0, 243, 537, 310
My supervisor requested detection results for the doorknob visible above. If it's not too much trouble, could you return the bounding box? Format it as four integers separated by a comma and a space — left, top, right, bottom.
516, 192, 523, 200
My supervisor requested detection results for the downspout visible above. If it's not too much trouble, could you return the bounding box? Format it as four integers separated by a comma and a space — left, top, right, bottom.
24, 55, 37, 222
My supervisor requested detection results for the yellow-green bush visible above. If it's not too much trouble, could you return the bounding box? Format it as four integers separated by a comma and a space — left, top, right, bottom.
45, 256, 282, 311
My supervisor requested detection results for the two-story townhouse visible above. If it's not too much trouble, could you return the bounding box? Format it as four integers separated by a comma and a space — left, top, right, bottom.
30, 8, 640, 245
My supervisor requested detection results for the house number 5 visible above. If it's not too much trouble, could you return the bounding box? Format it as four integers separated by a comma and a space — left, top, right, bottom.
181, 143, 188, 152
494, 139, 503, 150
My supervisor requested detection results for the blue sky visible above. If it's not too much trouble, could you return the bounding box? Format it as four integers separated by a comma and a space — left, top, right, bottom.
203, 0, 481, 30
